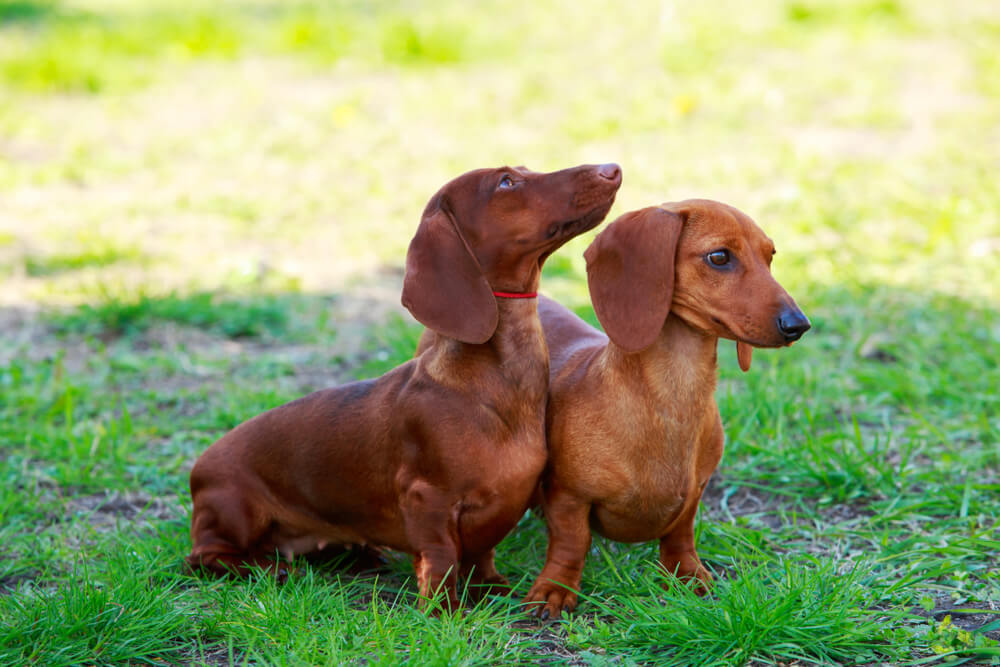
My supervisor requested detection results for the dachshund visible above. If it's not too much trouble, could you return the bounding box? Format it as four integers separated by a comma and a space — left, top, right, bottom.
523, 200, 810, 619
186, 163, 622, 610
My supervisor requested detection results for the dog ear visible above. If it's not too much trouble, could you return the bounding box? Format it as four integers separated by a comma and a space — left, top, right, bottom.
585, 207, 683, 353
402, 198, 498, 344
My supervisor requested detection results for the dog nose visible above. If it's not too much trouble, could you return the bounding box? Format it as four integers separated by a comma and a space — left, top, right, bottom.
597, 163, 621, 181
777, 309, 811, 342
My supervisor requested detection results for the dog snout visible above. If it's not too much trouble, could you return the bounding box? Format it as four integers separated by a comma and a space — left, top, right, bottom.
597, 163, 622, 183
776, 308, 811, 342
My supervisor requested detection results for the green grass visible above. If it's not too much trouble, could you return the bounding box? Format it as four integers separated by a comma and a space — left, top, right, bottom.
565, 557, 900, 666
52, 290, 299, 338
1, 0, 998, 664
0, 549, 193, 665
23, 241, 144, 277
0, 0, 493, 93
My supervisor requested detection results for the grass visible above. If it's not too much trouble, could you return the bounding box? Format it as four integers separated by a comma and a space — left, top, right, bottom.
1, 0, 998, 664
563, 557, 899, 666
51, 290, 299, 338
0, 0, 492, 93
23, 241, 144, 277
1, 550, 193, 665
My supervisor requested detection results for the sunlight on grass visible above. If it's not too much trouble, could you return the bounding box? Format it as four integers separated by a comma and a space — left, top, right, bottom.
1, 0, 998, 663
0, 0, 495, 92
23, 241, 144, 277
1, 0, 995, 305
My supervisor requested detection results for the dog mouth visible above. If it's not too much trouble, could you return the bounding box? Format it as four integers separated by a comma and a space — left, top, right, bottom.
711, 317, 788, 349
701, 309, 805, 372
546, 200, 616, 240
544, 174, 620, 240
733, 334, 788, 348
546, 211, 600, 239
536, 203, 615, 269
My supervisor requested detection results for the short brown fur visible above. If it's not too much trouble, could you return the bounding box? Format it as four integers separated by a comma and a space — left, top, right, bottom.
187, 164, 621, 610
523, 200, 810, 619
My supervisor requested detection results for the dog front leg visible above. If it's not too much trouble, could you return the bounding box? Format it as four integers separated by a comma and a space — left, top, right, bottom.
403, 481, 462, 612
523, 486, 591, 620
658, 501, 711, 594
460, 549, 511, 601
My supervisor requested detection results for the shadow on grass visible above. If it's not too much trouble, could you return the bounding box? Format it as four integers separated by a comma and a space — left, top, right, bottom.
18, 276, 1000, 403
0, 275, 997, 665
10, 277, 995, 508
48, 289, 304, 340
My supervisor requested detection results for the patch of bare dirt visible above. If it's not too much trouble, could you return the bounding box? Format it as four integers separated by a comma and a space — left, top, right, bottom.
930, 600, 1000, 641
701, 477, 874, 530
701, 478, 791, 529
0, 570, 37, 594
64, 490, 183, 531
178, 644, 244, 667
512, 622, 594, 665
0, 305, 91, 370
0, 270, 409, 403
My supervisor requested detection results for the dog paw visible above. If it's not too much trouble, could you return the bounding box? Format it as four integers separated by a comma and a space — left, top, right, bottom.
269, 561, 294, 583
522, 580, 579, 621
659, 551, 712, 594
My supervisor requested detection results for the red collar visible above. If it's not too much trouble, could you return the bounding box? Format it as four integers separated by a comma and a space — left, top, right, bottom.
492, 291, 538, 299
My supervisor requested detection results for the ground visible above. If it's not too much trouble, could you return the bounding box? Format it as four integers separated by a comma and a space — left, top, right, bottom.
1, 0, 998, 665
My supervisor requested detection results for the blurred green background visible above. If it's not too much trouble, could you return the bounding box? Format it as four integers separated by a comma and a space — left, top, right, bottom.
1, 0, 997, 311
1, 1, 999, 664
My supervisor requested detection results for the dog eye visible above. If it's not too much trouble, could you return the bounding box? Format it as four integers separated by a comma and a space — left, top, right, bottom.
498, 175, 515, 190
707, 249, 730, 266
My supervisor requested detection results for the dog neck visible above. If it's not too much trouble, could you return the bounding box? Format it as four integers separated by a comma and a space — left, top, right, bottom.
605, 313, 719, 416
483, 257, 542, 296
491, 296, 547, 361
423, 297, 548, 386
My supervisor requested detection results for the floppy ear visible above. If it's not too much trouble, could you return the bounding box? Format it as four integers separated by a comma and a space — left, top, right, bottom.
584, 207, 683, 353
401, 199, 498, 344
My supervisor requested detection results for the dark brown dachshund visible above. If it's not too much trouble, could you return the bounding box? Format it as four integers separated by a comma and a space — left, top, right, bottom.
523, 200, 810, 619
186, 164, 622, 609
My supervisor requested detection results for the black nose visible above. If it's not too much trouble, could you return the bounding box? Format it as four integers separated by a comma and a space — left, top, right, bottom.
597, 163, 621, 181
777, 309, 811, 342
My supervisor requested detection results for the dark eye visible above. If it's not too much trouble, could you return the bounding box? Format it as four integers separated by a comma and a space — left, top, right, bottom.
498, 175, 515, 190
707, 249, 730, 266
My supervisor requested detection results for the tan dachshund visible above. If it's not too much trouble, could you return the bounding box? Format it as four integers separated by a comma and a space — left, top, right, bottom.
523, 200, 810, 619
186, 163, 622, 610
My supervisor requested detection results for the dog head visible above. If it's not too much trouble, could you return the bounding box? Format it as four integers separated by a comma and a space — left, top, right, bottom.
584, 200, 809, 370
403, 164, 622, 343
